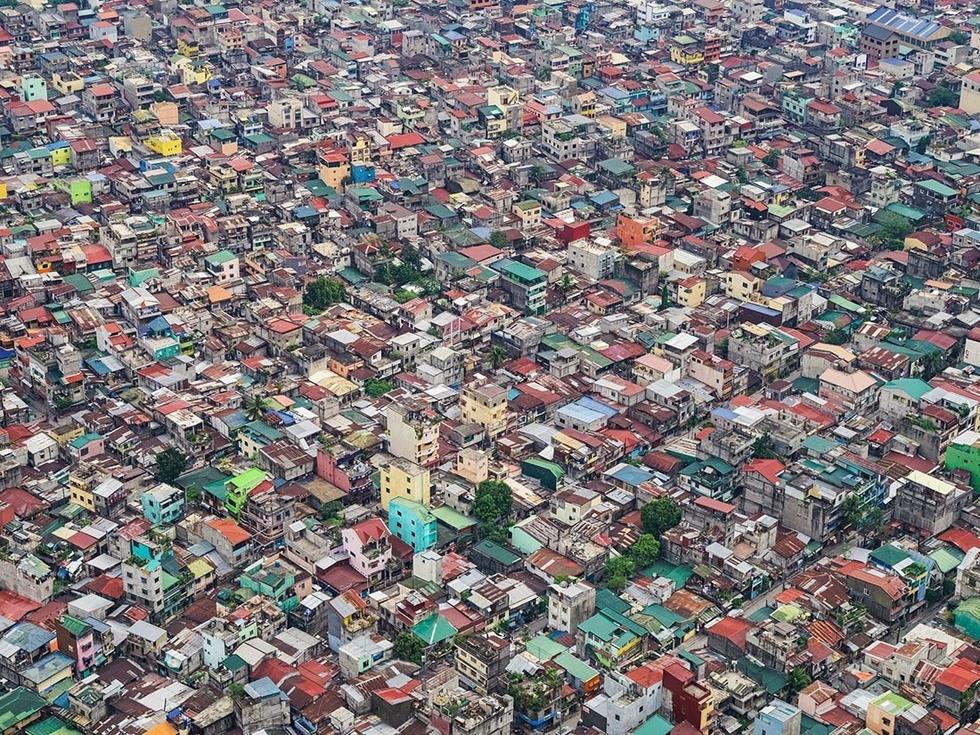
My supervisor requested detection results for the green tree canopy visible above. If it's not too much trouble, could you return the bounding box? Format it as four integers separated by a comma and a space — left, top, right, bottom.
630, 534, 661, 568
156, 447, 188, 485
605, 554, 636, 592
364, 378, 394, 397
304, 277, 346, 311
473, 480, 513, 541
928, 86, 958, 108
489, 230, 508, 249
873, 212, 913, 250
487, 345, 508, 369
641, 498, 682, 537
394, 631, 425, 665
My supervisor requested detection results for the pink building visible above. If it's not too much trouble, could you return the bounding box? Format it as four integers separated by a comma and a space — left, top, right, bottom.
341, 518, 392, 584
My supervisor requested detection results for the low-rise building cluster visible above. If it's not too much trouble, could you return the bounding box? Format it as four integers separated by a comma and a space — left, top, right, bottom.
2, 0, 980, 733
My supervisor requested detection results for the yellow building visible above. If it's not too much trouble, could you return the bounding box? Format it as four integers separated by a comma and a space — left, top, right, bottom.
867, 693, 916, 735
51, 72, 85, 95
380, 457, 431, 511
455, 448, 489, 484
723, 271, 761, 302
50, 146, 71, 167
146, 131, 182, 156
671, 35, 704, 66
176, 39, 199, 57
319, 149, 350, 193
513, 199, 542, 228
68, 471, 96, 512
460, 382, 508, 438
676, 276, 706, 307
351, 137, 371, 166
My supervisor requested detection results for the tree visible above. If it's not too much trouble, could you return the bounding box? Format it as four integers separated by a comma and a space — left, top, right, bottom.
556, 274, 576, 304
304, 277, 346, 311
364, 378, 394, 397
914, 135, 931, 155
156, 447, 188, 485
244, 395, 267, 421
873, 211, 913, 250
605, 555, 636, 592
318, 500, 344, 523
788, 667, 812, 694
394, 631, 425, 665
763, 150, 780, 167
473, 480, 513, 539
659, 282, 672, 311
824, 327, 848, 345
928, 86, 958, 108
489, 230, 508, 249
630, 534, 661, 568
487, 345, 508, 370
751, 433, 778, 459
185, 486, 201, 504
641, 498, 682, 537
949, 30, 970, 45
919, 351, 946, 380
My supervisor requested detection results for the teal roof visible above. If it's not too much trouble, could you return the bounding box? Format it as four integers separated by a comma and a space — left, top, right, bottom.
635, 715, 673, 735
916, 179, 957, 198
431, 506, 477, 530
495, 258, 546, 282
412, 614, 458, 645
525, 634, 567, 661
205, 249, 236, 266
472, 539, 520, 565
871, 544, 910, 568
69, 433, 101, 449
641, 559, 693, 587
595, 587, 631, 614
882, 378, 932, 400
554, 651, 599, 682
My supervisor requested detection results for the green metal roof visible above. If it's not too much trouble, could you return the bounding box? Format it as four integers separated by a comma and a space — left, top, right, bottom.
412, 614, 458, 645
916, 179, 957, 198
431, 506, 477, 530
554, 651, 599, 682
882, 378, 932, 400
0, 688, 47, 732
525, 633, 567, 661
472, 539, 520, 565
929, 547, 964, 574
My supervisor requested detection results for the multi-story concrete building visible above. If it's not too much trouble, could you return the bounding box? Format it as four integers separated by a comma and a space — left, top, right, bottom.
385, 399, 440, 467
548, 580, 596, 634
454, 632, 512, 694
892, 470, 968, 536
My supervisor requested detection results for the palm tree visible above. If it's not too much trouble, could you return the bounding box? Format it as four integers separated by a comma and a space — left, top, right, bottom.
245, 395, 267, 421
487, 346, 508, 370
556, 274, 576, 305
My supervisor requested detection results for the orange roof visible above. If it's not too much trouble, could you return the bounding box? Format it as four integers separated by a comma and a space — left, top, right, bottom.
206, 517, 252, 546
625, 661, 663, 688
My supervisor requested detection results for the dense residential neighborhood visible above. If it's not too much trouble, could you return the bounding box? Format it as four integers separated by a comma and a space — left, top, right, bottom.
2, 0, 980, 734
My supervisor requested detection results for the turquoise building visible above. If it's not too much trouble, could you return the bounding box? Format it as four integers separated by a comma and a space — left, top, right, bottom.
388, 497, 437, 552
140, 483, 184, 525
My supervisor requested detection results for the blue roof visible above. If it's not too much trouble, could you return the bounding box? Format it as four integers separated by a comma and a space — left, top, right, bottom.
244, 677, 284, 700
575, 396, 618, 418
607, 464, 655, 487
558, 402, 605, 425
599, 86, 629, 100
